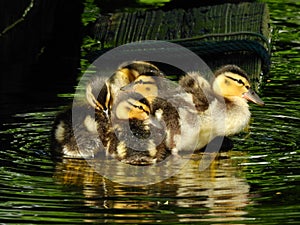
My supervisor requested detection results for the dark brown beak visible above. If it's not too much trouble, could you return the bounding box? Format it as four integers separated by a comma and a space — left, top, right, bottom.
120, 82, 135, 92
243, 88, 265, 106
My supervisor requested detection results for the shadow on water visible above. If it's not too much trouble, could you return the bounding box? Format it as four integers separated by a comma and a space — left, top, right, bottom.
0, 0, 299, 224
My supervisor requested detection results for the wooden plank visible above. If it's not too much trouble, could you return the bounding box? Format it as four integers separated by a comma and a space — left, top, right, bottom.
94, 3, 269, 46
92, 2, 270, 88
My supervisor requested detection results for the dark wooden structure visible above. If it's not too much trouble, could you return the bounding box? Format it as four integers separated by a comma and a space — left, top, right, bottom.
0, 0, 83, 95
0, 0, 83, 115
91, 2, 270, 90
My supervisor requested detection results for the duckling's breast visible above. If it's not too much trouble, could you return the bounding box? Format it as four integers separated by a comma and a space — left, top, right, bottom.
174, 97, 251, 152
223, 98, 251, 136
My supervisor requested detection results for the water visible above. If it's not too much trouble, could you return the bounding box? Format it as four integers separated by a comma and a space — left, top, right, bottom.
1, 0, 299, 224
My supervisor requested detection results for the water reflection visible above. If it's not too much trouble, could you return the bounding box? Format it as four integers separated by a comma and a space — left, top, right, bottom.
54, 152, 250, 223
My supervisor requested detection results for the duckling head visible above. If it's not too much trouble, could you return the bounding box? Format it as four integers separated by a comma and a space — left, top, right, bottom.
114, 92, 162, 128
121, 75, 159, 104
120, 60, 163, 77
212, 65, 265, 106
85, 61, 163, 113
111, 61, 163, 89
116, 96, 151, 121
86, 77, 111, 113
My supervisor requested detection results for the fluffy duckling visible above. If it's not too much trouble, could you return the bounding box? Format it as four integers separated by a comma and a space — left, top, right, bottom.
121, 73, 193, 154
52, 104, 109, 158
52, 68, 115, 158
106, 92, 169, 164
121, 74, 190, 155
174, 65, 265, 152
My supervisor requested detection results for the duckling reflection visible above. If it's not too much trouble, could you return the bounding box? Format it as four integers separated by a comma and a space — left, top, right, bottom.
174, 153, 250, 222
53, 151, 251, 223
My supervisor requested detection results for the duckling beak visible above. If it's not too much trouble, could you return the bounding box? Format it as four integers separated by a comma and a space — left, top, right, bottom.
243, 88, 265, 106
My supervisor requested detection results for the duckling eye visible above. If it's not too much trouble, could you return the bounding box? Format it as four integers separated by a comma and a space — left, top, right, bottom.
135, 80, 143, 84
245, 85, 250, 90
225, 76, 245, 86
144, 69, 159, 76
138, 105, 144, 110
237, 79, 244, 85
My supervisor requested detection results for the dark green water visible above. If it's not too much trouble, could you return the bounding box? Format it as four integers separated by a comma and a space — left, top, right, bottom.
0, 0, 299, 224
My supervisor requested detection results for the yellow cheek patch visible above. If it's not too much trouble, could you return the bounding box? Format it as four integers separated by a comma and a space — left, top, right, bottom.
115, 98, 150, 121
128, 76, 158, 103
129, 109, 149, 120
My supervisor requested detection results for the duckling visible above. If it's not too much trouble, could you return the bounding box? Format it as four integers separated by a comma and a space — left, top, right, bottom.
174, 64, 265, 152
121, 73, 187, 155
52, 65, 115, 158
52, 104, 109, 158
106, 91, 169, 164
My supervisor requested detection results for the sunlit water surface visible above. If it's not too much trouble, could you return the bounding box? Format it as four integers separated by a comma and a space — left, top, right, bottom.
0, 0, 299, 224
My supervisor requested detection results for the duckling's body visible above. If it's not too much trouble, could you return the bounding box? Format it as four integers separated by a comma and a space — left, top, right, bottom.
52, 104, 109, 158
106, 92, 169, 164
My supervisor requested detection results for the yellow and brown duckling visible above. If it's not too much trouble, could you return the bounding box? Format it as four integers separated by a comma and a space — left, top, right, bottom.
171, 64, 264, 153
52, 104, 109, 158
52, 61, 167, 163
52, 72, 116, 158
106, 91, 169, 164
121, 73, 191, 155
